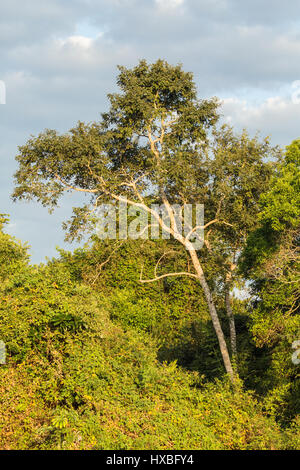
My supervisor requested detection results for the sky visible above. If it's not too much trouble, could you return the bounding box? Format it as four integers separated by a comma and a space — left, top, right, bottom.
1, 0, 300, 263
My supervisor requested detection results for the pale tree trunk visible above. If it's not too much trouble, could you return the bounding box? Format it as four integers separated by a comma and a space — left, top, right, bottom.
225, 270, 237, 359
188, 245, 235, 383
225, 285, 237, 358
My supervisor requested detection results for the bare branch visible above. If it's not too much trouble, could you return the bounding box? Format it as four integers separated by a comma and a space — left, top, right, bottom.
139, 264, 199, 283
91, 241, 125, 285
154, 250, 178, 278
53, 173, 99, 194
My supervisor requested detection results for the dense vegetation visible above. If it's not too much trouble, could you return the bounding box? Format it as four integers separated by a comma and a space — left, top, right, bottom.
1, 61, 299, 450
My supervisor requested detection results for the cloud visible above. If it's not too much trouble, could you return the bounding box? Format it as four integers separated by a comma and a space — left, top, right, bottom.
58, 35, 94, 49
155, 0, 185, 10
221, 94, 300, 146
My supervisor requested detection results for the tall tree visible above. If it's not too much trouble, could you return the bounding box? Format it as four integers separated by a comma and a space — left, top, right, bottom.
12, 60, 277, 382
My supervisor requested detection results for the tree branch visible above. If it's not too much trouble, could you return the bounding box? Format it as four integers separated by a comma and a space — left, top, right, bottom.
54, 173, 99, 194
139, 265, 199, 283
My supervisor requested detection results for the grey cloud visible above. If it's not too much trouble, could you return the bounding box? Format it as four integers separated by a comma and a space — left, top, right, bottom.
0, 0, 88, 46
221, 97, 300, 147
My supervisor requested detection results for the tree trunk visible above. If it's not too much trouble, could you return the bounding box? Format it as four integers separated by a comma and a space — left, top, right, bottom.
187, 246, 235, 383
225, 285, 237, 358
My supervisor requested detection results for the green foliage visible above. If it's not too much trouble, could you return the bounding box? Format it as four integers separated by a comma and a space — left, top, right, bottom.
239, 141, 300, 420
241, 139, 300, 271
0, 223, 295, 450
259, 144, 300, 232
54, 239, 227, 378
0, 261, 109, 363
0, 366, 51, 450
0, 214, 29, 281
0, 309, 289, 450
